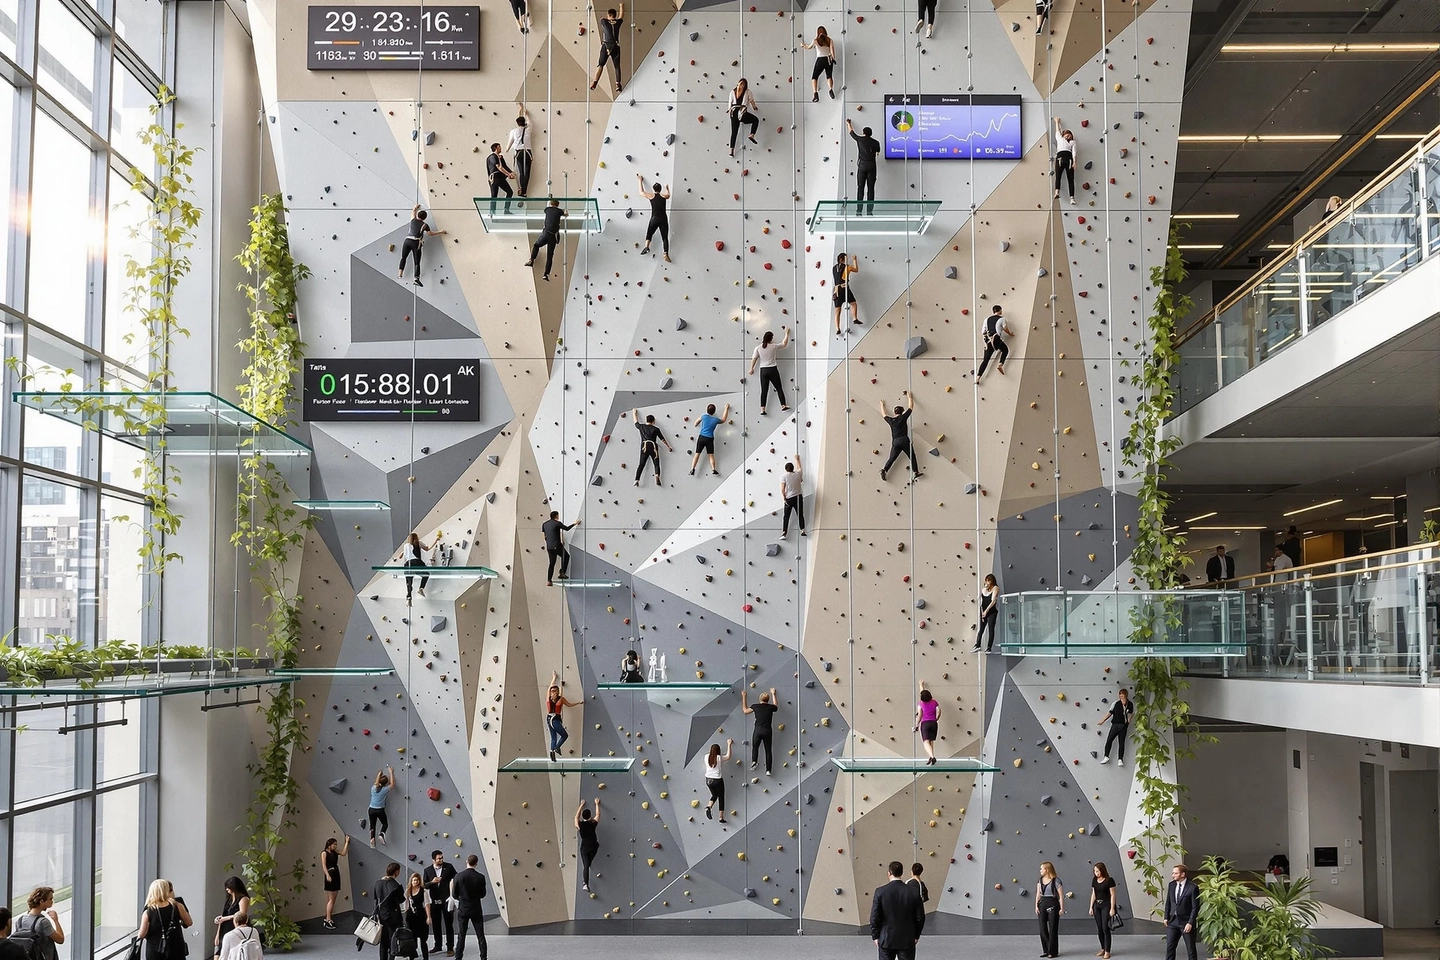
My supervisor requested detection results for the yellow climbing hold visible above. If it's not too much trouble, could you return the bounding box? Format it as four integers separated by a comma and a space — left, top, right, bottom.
691, 799, 701, 807
737, 852, 747, 861
1056, 692, 1066, 701
1013, 758, 1023, 767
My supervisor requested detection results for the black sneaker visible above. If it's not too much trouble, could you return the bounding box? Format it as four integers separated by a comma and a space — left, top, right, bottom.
880, 468, 887, 481
705, 805, 713, 819
415, 279, 423, 287
323, 920, 336, 930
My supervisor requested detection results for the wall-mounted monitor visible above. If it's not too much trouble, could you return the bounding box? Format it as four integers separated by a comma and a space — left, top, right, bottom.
307, 6, 480, 70
884, 94, 1023, 160
303, 358, 481, 421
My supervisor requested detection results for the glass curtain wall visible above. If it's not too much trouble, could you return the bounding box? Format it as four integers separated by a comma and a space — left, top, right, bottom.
1, 1, 169, 956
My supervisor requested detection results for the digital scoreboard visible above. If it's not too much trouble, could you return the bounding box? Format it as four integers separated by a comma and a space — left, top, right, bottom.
303, 359, 481, 422
307, 6, 480, 71
884, 94, 1024, 160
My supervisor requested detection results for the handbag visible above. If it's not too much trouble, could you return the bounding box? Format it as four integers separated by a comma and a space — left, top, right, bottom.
354, 916, 383, 945
124, 938, 142, 960
1109, 904, 1124, 929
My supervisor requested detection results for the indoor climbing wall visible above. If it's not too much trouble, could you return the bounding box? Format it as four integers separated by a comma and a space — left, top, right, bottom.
246, 0, 1191, 930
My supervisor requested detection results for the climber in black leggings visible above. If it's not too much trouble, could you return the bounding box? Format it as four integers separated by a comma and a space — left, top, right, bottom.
632, 407, 673, 486
975, 305, 1014, 382
974, 574, 999, 652
915, 0, 938, 37
741, 688, 778, 775
879, 391, 921, 482
1053, 116, 1076, 203
749, 327, 790, 414
637, 174, 671, 261
575, 798, 601, 891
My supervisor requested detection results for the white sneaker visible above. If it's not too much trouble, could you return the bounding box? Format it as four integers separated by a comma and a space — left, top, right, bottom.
1099, 756, 1109, 764
1117, 759, 1124, 767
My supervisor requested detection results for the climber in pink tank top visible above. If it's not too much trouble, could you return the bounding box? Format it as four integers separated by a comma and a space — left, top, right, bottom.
914, 680, 942, 766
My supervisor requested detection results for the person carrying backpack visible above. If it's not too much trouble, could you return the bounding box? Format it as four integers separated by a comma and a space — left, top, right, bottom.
136, 880, 193, 960
0, 908, 35, 960
370, 863, 405, 960
218, 915, 262, 960
10, 889, 64, 960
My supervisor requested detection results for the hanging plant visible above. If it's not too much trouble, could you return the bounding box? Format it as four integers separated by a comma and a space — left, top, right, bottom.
230, 194, 313, 950
1121, 226, 1212, 912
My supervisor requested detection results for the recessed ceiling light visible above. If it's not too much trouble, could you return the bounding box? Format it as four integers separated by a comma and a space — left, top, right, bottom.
1185, 511, 1218, 523
1370, 495, 1398, 500
1374, 520, 1400, 527
1376, 133, 1428, 140
1343, 514, 1391, 522
1176, 244, 1224, 250
1221, 42, 1440, 54
1426, 505, 1440, 514
1178, 134, 1342, 143
1283, 499, 1343, 517
1173, 213, 1240, 220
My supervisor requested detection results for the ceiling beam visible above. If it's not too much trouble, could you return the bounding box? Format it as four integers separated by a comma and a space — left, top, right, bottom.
1184, 0, 1264, 96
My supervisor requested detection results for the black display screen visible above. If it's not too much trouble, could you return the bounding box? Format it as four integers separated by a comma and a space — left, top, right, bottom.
303, 359, 481, 421
307, 6, 480, 71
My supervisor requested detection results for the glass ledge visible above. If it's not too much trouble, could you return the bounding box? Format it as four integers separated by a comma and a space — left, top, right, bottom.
12, 391, 312, 457
831, 757, 999, 774
371, 565, 499, 579
500, 757, 634, 773
295, 499, 391, 511
596, 681, 733, 691
998, 642, 1249, 658
557, 578, 625, 589
473, 196, 602, 234
270, 667, 395, 677
809, 199, 942, 236
0, 675, 296, 699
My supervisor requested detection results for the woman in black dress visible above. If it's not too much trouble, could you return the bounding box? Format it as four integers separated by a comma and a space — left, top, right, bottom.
403, 872, 431, 960
321, 836, 350, 928
212, 877, 250, 958
1089, 861, 1118, 959
575, 798, 602, 892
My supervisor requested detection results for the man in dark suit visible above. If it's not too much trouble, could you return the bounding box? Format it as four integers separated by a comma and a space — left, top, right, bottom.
870, 860, 925, 960
451, 855, 487, 960
1205, 545, 1235, 585
1164, 862, 1200, 960
422, 850, 457, 956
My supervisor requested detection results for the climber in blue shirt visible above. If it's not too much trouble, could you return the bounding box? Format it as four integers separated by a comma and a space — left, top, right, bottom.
690, 402, 732, 476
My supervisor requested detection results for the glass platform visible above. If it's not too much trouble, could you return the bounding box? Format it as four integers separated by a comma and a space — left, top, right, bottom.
595, 681, 733, 691
371, 565, 499, 580
0, 675, 296, 699
808, 199, 942, 236
830, 757, 999, 773
500, 757, 634, 773
999, 589, 1248, 658
473, 196, 603, 234
999, 641, 1249, 658
294, 499, 391, 511
557, 578, 625, 589
12, 391, 311, 457
270, 666, 396, 677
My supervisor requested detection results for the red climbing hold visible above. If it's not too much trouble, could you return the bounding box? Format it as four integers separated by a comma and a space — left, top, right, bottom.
764, 262, 773, 270
902, 575, 911, 583
961, 308, 969, 315
602, 434, 611, 443
781, 239, 792, 249
1076, 216, 1086, 224
743, 603, 754, 613
599, 543, 606, 550
749, 245, 757, 253
715, 241, 725, 251
856, 14, 863, 21
363, 729, 371, 736
427, 787, 441, 801
1081, 119, 1089, 127
1078, 291, 1088, 298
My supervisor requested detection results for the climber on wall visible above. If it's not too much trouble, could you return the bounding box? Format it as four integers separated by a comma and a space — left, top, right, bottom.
845, 120, 881, 217
523, 199, 566, 281
544, 671, 579, 762
396, 532, 435, 602
915, 0, 938, 38
974, 304, 1014, 382
508, 0, 530, 34
914, 681, 940, 765
589, 3, 624, 93
636, 173, 672, 262
541, 511, 579, 586
831, 252, 861, 335
506, 105, 533, 197
779, 455, 806, 540
727, 78, 760, 157
575, 798, 601, 892
1035, 0, 1054, 34
741, 687, 779, 775
749, 327, 790, 414
800, 27, 836, 101
689, 401, 731, 476
973, 573, 1000, 653
367, 765, 395, 847
1052, 116, 1077, 204
486, 142, 516, 215
703, 739, 734, 823
396, 205, 446, 287
879, 390, 921, 483
631, 407, 673, 487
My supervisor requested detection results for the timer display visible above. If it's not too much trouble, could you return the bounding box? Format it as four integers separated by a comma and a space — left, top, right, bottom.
303, 359, 481, 422
306, 6, 479, 71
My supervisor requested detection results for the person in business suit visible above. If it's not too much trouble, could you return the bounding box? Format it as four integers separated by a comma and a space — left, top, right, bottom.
1205, 544, 1236, 584
421, 851, 456, 956
870, 861, 925, 960
450, 856, 487, 960
368, 863, 404, 960
1164, 863, 1200, 960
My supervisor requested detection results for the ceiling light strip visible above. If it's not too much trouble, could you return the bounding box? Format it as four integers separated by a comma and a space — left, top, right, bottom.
1283, 498, 1343, 517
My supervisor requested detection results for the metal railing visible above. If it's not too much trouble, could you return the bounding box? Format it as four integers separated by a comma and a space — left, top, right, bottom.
1172, 124, 1440, 416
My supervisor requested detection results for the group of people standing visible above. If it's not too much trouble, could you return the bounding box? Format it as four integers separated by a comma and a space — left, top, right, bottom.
364, 855, 488, 960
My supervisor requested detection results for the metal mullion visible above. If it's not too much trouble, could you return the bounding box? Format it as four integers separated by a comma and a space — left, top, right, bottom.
0, 770, 156, 820
18, 311, 149, 383
70, 792, 97, 960
12, 0, 38, 77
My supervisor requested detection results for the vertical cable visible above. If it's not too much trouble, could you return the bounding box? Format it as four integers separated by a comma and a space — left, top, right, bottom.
786, 0, 805, 932
1099, 0, 1121, 579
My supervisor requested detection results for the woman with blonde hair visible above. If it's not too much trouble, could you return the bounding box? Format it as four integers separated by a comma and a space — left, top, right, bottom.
138, 879, 193, 960
1035, 861, 1064, 958
402, 871, 431, 960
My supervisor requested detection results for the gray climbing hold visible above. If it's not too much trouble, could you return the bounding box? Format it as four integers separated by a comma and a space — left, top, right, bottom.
1087, 823, 1102, 837
660, 376, 673, 390
834, 888, 843, 895
676, 317, 688, 330
1012, 22, 1020, 31
804, 680, 815, 688
424, 132, 436, 146
964, 482, 978, 494
744, 887, 756, 898
625, 208, 634, 219
979, 819, 994, 833
1133, 110, 1145, 120
666, 134, 676, 145
487, 454, 500, 466
1040, 794, 1053, 806
766, 543, 780, 557
696, 555, 708, 564
904, 336, 928, 359
1083, 160, 1094, 170
420, 446, 431, 454
329, 778, 347, 794
1081, 575, 1093, 586
485, 492, 496, 503
1087, 522, 1100, 530
1037, 267, 1048, 278
822, 660, 833, 672
430, 616, 447, 633
690, 31, 699, 40
411, 130, 418, 141
641, 519, 651, 530
999, 241, 1010, 252
944, 265, 958, 279
915, 598, 926, 610
490, 629, 499, 637
591, 475, 603, 486
804, 793, 814, 805
928, 447, 940, 457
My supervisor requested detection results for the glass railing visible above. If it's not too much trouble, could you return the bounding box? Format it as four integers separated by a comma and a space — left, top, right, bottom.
999, 590, 1247, 657
1186, 543, 1440, 684
1173, 124, 1440, 415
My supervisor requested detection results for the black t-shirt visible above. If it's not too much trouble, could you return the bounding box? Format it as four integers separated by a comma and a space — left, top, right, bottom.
541, 205, 564, 234
851, 129, 881, 167
486, 153, 510, 179
885, 409, 911, 440
0, 940, 29, 960
1108, 700, 1132, 726
650, 194, 667, 218
749, 701, 778, 731
1093, 876, 1116, 903
636, 422, 665, 446
542, 518, 573, 550
600, 16, 622, 45
832, 261, 850, 289
578, 820, 599, 848
408, 216, 427, 240
372, 877, 404, 925
984, 313, 1004, 339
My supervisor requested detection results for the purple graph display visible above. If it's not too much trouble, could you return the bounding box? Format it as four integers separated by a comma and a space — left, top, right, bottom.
884, 94, 1023, 160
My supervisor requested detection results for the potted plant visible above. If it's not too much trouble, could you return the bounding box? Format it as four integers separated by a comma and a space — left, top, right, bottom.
1197, 855, 1333, 960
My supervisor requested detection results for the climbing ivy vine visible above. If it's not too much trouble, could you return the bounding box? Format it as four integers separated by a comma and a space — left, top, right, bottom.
230, 194, 313, 950
1121, 227, 1212, 912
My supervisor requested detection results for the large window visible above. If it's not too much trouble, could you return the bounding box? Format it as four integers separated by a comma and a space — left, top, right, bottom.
2, 3, 168, 956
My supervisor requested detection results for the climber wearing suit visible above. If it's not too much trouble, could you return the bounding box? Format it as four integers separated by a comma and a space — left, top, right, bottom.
870, 861, 925, 960
1163, 863, 1200, 960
